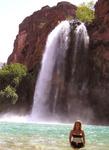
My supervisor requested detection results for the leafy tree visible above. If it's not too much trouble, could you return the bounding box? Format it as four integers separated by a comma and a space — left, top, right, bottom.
76, 1, 95, 23
0, 63, 27, 89
0, 63, 27, 107
0, 85, 18, 104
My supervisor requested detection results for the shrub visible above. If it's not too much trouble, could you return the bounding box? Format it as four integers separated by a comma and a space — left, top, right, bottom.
0, 63, 27, 107
0, 63, 27, 89
0, 85, 18, 104
76, 1, 95, 23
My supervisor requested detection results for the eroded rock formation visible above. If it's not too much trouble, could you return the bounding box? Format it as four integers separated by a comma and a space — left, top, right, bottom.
88, 0, 109, 124
8, 2, 76, 71
7, 0, 109, 124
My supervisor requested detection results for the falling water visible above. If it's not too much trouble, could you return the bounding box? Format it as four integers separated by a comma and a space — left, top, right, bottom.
66, 21, 90, 122
31, 20, 90, 122
31, 20, 70, 121
72, 23, 89, 75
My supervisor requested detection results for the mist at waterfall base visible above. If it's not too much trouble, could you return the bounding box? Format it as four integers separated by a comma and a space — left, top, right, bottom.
0, 20, 109, 150
31, 19, 94, 124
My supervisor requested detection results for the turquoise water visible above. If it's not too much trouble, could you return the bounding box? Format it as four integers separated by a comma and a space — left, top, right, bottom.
0, 122, 109, 150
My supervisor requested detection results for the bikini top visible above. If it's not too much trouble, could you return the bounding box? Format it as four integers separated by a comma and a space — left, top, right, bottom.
72, 134, 83, 138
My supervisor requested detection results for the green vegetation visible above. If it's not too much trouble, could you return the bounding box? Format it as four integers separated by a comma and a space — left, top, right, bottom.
0, 85, 18, 104
0, 63, 27, 111
0, 63, 27, 88
76, 1, 95, 23
66, 15, 74, 21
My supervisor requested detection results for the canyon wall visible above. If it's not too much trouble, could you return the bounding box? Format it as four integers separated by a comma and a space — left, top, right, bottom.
88, 0, 109, 124
7, 0, 109, 124
8, 2, 76, 71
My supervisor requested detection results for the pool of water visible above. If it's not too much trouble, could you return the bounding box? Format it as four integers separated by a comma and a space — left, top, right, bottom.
0, 122, 109, 150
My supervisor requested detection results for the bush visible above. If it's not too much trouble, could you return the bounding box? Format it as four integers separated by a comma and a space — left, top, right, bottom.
0, 63, 27, 107
0, 63, 27, 89
76, 1, 95, 23
0, 85, 18, 104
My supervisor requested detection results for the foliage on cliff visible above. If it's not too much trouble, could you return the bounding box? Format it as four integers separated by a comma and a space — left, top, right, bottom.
76, 1, 95, 23
0, 63, 27, 88
0, 63, 34, 113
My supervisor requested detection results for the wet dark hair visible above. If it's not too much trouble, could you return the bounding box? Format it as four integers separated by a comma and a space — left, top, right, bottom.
73, 120, 82, 131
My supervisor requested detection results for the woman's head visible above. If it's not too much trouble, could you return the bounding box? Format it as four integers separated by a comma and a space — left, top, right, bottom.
73, 120, 82, 130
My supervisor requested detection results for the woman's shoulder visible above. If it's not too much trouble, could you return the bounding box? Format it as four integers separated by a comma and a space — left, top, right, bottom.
70, 130, 74, 134
81, 130, 85, 135
81, 130, 84, 133
70, 129, 73, 132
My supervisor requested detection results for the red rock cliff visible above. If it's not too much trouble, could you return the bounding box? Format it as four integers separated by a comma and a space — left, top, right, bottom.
89, 0, 109, 80
7, 0, 109, 124
7, 2, 76, 71
87, 0, 109, 124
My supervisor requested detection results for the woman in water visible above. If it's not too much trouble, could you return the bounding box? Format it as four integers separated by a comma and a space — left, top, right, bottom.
69, 120, 85, 149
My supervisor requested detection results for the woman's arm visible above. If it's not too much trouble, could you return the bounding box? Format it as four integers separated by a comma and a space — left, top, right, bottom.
69, 130, 72, 145
82, 130, 85, 145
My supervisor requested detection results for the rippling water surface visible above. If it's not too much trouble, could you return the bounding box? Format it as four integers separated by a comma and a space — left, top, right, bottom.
0, 122, 109, 150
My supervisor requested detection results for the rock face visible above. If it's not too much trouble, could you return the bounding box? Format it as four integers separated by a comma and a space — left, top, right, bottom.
88, 0, 109, 124
8, 2, 76, 71
7, 0, 109, 124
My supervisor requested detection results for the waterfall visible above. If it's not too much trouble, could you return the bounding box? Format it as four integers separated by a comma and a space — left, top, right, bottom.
66, 21, 90, 122
31, 19, 90, 122
31, 20, 70, 121
72, 23, 89, 75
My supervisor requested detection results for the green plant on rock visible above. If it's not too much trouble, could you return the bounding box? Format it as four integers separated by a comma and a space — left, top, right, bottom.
0, 63, 27, 89
76, 1, 95, 23
66, 15, 74, 21
0, 63, 28, 107
0, 85, 18, 104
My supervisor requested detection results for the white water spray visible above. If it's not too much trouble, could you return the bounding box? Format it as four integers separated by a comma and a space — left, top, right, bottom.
72, 23, 89, 75
31, 21, 70, 121
31, 19, 92, 123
